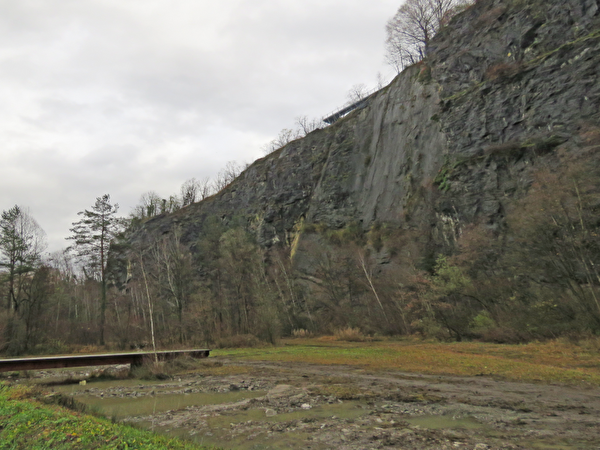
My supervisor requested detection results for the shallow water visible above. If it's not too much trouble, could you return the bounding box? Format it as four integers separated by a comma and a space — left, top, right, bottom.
146, 401, 368, 450
53, 379, 265, 420
52, 379, 585, 450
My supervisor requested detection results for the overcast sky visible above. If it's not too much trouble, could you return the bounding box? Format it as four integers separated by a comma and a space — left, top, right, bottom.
0, 0, 400, 253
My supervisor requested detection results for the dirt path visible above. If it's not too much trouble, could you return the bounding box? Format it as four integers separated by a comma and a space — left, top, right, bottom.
58, 358, 599, 450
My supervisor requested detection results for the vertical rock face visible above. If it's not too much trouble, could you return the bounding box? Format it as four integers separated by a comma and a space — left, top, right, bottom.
127, 0, 600, 266
428, 0, 600, 235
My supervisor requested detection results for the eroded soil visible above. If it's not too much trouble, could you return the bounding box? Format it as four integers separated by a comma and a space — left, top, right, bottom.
41, 358, 600, 450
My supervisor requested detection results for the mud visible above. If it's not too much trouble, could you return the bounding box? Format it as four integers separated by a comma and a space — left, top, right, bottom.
40, 358, 600, 450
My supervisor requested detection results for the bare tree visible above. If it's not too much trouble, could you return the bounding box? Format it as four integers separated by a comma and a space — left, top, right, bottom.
197, 176, 214, 201
347, 83, 368, 103
180, 178, 200, 207
132, 191, 162, 219
295, 116, 324, 136
262, 128, 302, 155
0, 206, 47, 312
376, 72, 387, 89
385, 0, 471, 72
213, 161, 242, 192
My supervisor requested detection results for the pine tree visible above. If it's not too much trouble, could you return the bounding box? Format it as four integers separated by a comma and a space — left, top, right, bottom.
67, 194, 122, 345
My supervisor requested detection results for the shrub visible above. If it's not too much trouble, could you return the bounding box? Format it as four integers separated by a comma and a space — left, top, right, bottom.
484, 61, 523, 81
213, 334, 263, 349
325, 222, 365, 246
470, 311, 496, 334
479, 327, 530, 344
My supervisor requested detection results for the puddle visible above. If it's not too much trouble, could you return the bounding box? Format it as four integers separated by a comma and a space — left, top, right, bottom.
147, 401, 368, 450
405, 414, 484, 430
78, 390, 265, 420
524, 441, 592, 450
53, 380, 266, 420
51, 379, 157, 393
161, 426, 325, 450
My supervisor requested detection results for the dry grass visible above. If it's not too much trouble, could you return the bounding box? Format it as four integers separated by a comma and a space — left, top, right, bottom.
215, 337, 600, 386
291, 329, 313, 338
334, 327, 367, 342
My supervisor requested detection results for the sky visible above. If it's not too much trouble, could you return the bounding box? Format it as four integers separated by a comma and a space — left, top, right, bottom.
0, 0, 401, 253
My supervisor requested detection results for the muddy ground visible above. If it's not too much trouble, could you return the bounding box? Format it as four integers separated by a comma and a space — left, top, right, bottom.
35, 358, 600, 449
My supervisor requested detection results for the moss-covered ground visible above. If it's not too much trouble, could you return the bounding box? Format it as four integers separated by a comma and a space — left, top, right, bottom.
0, 385, 214, 450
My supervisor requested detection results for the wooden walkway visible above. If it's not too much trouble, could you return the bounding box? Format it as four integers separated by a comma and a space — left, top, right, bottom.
0, 349, 210, 372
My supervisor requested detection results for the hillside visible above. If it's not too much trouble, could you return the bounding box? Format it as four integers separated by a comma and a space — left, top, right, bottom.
119, 0, 600, 343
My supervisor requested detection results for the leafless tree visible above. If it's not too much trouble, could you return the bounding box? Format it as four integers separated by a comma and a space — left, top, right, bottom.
213, 161, 242, 192
262, 128, 302, 155
197, 176, 214, 200
376, 72, 387, 89
295, 116, 324, 136
180, 178, 201, 207
347, 83, 368, 103
385, 0, 471, 72
0, 206, 47, 309
132, 191, 162, 219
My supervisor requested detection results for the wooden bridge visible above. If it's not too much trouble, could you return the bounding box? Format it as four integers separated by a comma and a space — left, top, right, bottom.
0, 349, 211, 372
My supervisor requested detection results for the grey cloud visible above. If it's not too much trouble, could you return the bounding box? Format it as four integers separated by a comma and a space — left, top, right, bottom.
0, 0, 400, 251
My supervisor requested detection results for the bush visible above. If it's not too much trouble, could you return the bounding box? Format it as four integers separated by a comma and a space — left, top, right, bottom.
213, 334, 263, 349
479, 327, 530, 344
470, 311, 496, 334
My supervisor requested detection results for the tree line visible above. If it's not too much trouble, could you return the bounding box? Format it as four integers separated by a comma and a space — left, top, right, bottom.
2, 142, 599, 355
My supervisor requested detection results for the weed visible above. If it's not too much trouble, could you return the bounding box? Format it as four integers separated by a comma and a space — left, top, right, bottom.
475, 6, 507, 27
325, 222, 365, 246
417, 65, 432, 84
434, 157, 460, 192
367, 222, 386, 252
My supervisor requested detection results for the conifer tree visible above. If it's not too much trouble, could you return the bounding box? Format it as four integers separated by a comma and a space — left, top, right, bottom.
68, 194, 122, 345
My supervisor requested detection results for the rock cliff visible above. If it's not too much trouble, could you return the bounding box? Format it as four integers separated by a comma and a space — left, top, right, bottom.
126, 0, 600, 273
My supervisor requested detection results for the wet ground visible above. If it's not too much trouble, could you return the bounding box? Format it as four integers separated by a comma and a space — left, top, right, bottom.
39, 358, 600, 449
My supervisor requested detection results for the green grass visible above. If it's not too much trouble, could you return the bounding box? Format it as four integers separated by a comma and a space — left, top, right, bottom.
0, 385, 214, 450
215, 338, 600, 386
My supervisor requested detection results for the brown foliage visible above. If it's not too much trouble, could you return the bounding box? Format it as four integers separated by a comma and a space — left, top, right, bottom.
484, 61, 523, 81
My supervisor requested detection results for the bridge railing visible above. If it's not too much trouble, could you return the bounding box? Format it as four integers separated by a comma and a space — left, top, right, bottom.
322, 85, 382, 125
